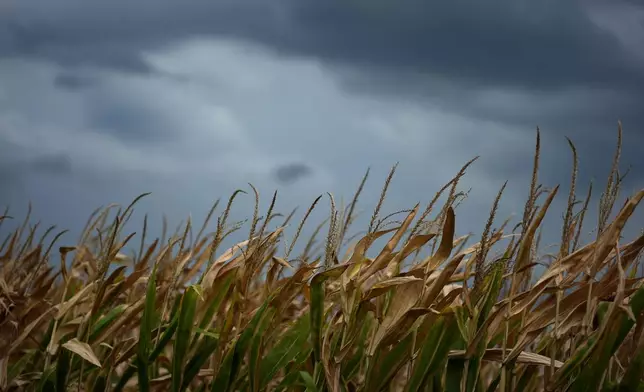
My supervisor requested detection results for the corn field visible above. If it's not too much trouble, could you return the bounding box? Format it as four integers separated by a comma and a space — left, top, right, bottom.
0, 126, 643, 391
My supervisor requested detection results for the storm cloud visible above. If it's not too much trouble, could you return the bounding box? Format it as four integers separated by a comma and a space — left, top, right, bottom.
3, 0, 643, 141
3, 0, 641, 88
274, 162, 313, 185
0, 0, 642, 251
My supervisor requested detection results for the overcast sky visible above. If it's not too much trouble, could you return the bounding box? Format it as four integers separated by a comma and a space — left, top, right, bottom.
1, 0, 643, 257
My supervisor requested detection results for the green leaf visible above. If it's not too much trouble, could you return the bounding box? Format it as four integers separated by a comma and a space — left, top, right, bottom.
182, 335, 220, 390
37, 366, 56, 392
172, 285, 200, 392
259, 314, 311, 389
568, 284, 644, 391
364, 332, 414, 391
310, 277, 325, 364
250, 307, 276, 392
465, 262, 505, 392
210, 349, 234, 392
7, 350, 36, 386
190, 275, 233, 350
342, 312, 372, 381
114, 318, 181, 390
406, 315, 459, 392
55, 343, 71, 392
210, 299, 272, 392
300, 371, 319, 392
514, 366, 538, 392
308, 265, 352, 367
476, 260, 505, 331
150, 315, 180, 362
550, 334, 596, 390
88, 304, 127, 343
445, 358, 465, 392
137, 259, 159, 392
272, 348, 314, 391
194, 327, 220, 339
619, 334, 644, 391
140, 263, 159, 359
93, 372, 107, 392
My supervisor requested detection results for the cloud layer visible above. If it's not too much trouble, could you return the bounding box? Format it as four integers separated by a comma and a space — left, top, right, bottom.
1, 0, 642, 254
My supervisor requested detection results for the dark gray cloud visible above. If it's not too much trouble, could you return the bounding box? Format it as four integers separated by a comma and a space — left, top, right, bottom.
1, 17, 154, 73
0, 167, 23, 200
0, 148, 73, 202
3, 0, 644, 140
274, 162, 313, 184
53, 72, 98, 90
27, 152, 73, 174
86, 97, 170, 142
270, 0, 642, 91
3, 0, 643, 91
339, 71, 644, 130
0, 139, 72, 177
0, 1, 262, 73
